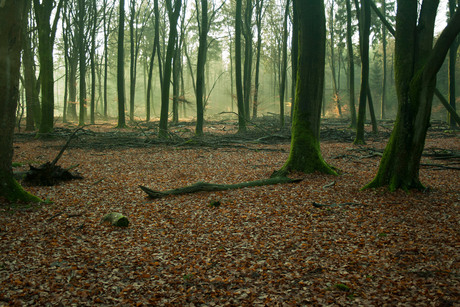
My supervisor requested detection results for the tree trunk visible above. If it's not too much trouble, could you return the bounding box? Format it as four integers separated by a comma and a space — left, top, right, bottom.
279, 0, 290, 127
90, 0, 97, 124
274, 0, 336, 177
159, 0, 181, 138
117, 0, 127, 128
291, 0, 298, 118
22, 19, 40, 131
354, 0, 370, 144
252, 0, 264, 120
0, 0, 41, 202
448, 0, 459, 129
346, 0, 357, 128
146, 0, 160, 123
328, 0, 342, 119
195, 0, 208, 136
78, 0, 87, 126
380, 0, 387, 119
235, 0, 246, 132
243, 0, 253, 120
365, 1, 460, 191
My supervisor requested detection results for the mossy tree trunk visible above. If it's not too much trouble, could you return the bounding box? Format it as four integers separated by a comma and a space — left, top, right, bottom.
365, 1, 460, 191
274, 0, 337, 177
0, 0, 41, 203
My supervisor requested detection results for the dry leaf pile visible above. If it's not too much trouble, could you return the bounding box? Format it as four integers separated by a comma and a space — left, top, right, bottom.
1, 124, 459, 306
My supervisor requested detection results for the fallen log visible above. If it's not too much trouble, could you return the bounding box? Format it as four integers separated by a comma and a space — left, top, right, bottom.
140, 177, 303, 199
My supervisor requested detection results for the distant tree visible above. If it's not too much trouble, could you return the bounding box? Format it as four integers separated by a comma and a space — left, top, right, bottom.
252, 0, 265, 120
146, 0, 160, 122
345, 0, 357, 128
78, 0, 87, 126
365, 0, 460, 190
117, 0, 127, 128
102, 0, 114, 119
34, 0, 65, 135
279, 0, 290, 127
0, 0, 41, 202
273, 0, 337, 177
22, 8, 41, 130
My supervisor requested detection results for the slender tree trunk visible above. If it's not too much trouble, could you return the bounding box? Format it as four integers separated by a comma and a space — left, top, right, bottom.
279, 0, 290, 127
78, 0, 87, 126
243, 0, 253, 120
235, 0, 246, 132
354, 0, 370, 144
448, 0, 459, 129
346, 0, 357, 128
252, 0, 264, 120
291, 0, 298, 119
22, 21, 40, 130
195, 0, 208, 135
0, 0, 41, 202
274, 0, 336, 177
380, 0, 387, 119
329, 0, 342, 118
146, 0, 160, 122
90, 0, 97, 124
117, 0, 127, 128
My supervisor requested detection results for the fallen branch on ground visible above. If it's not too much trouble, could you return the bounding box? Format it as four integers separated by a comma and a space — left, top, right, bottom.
140, 177, 303, 199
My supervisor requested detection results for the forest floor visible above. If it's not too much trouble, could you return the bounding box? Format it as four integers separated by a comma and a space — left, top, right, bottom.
1, 118, 459, 306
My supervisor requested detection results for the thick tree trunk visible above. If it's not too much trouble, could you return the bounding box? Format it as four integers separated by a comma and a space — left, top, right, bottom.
274, 0, 336, 177
365, 1, 460, 191
0, 0, 41, 202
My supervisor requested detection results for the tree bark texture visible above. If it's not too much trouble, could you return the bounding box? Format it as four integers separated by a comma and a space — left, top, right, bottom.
274, 0, 336, 176
365, 1, 460, 191
0, 0, 41, 202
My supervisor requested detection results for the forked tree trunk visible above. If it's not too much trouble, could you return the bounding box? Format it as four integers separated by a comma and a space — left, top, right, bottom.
273, 0, 336, 177
365, 1, 460, 191
159, 0, 181, 138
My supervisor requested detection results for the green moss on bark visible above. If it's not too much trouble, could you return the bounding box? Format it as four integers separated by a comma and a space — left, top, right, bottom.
0, 171, 42, 203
